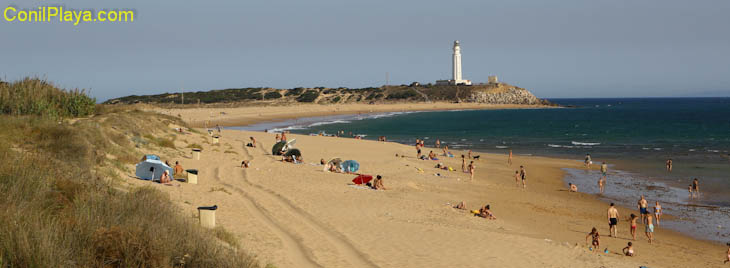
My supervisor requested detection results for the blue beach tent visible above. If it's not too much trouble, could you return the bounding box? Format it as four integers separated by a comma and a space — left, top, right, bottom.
135, 159, 173, 181
341, 160, 360, 173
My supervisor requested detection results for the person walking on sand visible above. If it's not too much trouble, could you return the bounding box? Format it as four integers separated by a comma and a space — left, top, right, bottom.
519, 166, 527, 189
435, 139, 441, 148
666, 159, 673, 172
598, 176, 605, 194
645, 214, 655, 244
654, 201, 663, 226
608, 203, 619, 237
469, 161, 475, 181
638, 195, 649, 223
585, 154, 592, 168
514, 171, 521, 187
692, 178, 700, 198
508, 149, 513, 166
461, 155, 467, 172
629, 213, 638, 240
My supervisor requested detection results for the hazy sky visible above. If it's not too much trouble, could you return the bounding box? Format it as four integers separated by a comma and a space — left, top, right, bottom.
2, 0, 730, 101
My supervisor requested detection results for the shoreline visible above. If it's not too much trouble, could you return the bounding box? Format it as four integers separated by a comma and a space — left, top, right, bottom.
150, 102, 556, 128
144, 106, 727, 267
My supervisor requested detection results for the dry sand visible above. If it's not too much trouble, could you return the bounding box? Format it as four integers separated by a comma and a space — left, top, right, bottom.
150, 102, 553, 128
127, 125, 727, 267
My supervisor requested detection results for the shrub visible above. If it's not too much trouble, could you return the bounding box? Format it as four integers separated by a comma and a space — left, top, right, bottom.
264, 91, 282, 99
0, 77, 96, 118
331, 96, 341, 103
284, 88, 304, 96
296, 90, 320, 103
386, 89, 419, 100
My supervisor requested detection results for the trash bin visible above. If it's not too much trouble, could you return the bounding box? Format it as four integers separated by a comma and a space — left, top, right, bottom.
197, 205, 217, 228
186, 169, 198, 184
192, 148, 201, 160
212, 136, 220, 144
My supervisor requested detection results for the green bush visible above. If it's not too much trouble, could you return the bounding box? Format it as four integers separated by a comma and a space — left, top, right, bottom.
331, 96, 341, 103
386, 89, 419, 100
296, 90, 320, 102
284, 87, 304, 96
0, 77, 96, 118
264, 91, 282, 99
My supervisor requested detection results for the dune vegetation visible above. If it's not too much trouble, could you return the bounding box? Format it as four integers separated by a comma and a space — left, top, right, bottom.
0, 78, 259, 267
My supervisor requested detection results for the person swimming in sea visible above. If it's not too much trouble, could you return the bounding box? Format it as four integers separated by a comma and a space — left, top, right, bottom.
666, 159, 673, 172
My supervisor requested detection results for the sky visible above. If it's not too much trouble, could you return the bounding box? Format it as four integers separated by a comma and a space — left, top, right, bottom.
1, 0, 730, 101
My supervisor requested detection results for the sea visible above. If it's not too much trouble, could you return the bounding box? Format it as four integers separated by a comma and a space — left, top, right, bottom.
230, 98, 730, 243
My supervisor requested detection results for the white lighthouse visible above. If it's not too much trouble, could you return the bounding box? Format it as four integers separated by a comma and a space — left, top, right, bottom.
436, 40, 472, 86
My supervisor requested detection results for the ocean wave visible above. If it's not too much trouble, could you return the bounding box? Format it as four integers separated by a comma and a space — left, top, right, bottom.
571, 141, 601, 146
495, 146, 508, 149
308, 120, 351, 127
267, 126, 306, 133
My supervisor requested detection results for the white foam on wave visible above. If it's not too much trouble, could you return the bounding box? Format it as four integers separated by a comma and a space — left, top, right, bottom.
267, 126, 307, 133
495, 146, 508, 149
308, 120, 351, 127
571, 141, 601, 146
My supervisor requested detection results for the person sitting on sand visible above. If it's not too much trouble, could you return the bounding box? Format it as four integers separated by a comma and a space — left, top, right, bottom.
372, 175, 386, 190
478, 205, 496, 220
174, 161, 184, 176
248, 136, 257, 147
586, 227, 600, 251
428, 151, 437, 160
241, 160, 250, 168
442, 145, 450, 157
160, 170, 171, 183
454, 201, 466, 210
623, 242, 634, 257
569, 183, 578, 192
275, 133, 281, 142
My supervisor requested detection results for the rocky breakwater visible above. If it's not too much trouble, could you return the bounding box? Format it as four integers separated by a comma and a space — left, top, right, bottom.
467, 85, 548, 105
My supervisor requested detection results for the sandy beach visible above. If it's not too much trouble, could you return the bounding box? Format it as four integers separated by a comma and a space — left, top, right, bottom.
149, 102, 553, 128
127, 112, 728, 267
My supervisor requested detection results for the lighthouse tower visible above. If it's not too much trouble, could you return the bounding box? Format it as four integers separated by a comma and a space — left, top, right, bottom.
453, 40, 463, 82
436, 40, 471, 86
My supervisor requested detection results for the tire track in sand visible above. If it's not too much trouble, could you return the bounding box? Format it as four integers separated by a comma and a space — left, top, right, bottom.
213, 167, 322, 268
239, 141, 378, 267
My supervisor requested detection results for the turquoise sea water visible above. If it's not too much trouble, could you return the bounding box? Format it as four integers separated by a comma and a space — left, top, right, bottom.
232, 98, 730, 242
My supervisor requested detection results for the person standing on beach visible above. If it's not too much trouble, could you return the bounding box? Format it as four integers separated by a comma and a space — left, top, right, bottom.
598, 176, 605, 194
468, 150, 473, 159
692, 178, 700, 198
666, 159, 673, 172
508, 150, 513, 166
600, 162, 608, 180
416, 142, 422, 159
281, 132, 287, 142
519, 166, 527, 189
585, 154, 592, 168
435, 139, 441, 148
514, 171, 521, 187
645, 214, 655, 244
629, 214, 638, 240
654, 201, 662, 226
461, 155, 467, 172
638, 195, 649, 223
607, 203, 619, 237
469, 161, 475, 181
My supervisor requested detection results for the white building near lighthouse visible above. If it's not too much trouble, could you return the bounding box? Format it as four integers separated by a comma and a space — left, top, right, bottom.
436, 40, 472, 86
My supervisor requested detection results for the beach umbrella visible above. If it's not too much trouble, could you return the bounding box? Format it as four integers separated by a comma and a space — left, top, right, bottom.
327, 158, 343, 166
272, 141, 287, 155
284, 148, 302, 157
135, 159, 173, 181
352, 174, 373, 185
341, 160, 360, 173
141, 154, 161, 161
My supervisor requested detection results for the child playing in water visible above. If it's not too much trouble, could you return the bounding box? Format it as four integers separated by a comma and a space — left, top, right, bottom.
585, 227, 600, 252
623, 242, 634, 256
630, 214, 638, 240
